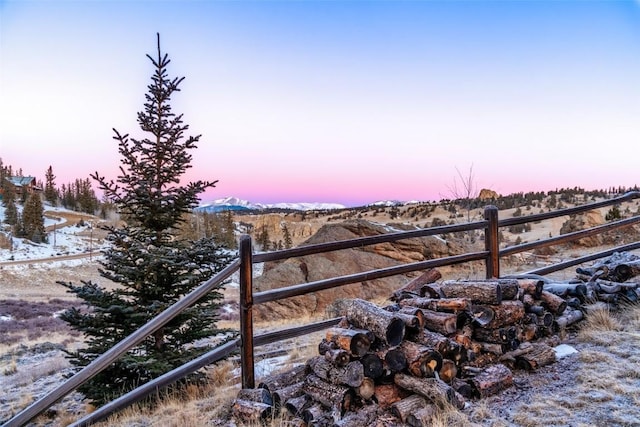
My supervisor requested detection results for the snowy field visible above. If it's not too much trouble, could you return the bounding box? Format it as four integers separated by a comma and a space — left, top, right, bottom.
0, 204, 104, 264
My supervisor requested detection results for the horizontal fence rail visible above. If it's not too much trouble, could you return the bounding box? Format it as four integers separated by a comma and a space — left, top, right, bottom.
6, 191, 640, 426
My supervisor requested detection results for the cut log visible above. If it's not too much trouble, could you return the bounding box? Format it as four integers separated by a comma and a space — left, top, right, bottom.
399, 340, 443, 377
301, 403, 328, 425
378, 347, 408, 373
421, 309, 459, 335
451, 377, 474, 399
518, 279, 544, 299
332, 298, 406, 346
373, 383, 410, 409
406, 404, 437, 427
258, 364, 307, 393
516, 343, 556, 370
440, 280, 503, 305
439, 359, 458, 383
468, 305, 496, 327
326, 327, 372, 357
536, 312, 554, 328
498, 279, 521, 300
543, 282, 587, 300
306, 356, 364, 387
394, 373, 460, 408
539, 290, 567, 315
361, 352, 384, 379
236, 387, 273, 406
485, 300, 526, 329
284, 394, 310, 417
303, 374, 354, 417
272, 381, 304, 409
325, 347, 351, 367
390, 394, 431, 423
335, 403, 379, 427
472, 326, 516, 344
398, 306, 426, 329
520, 323, 538, 342
357, 377, 376, 400
469, 363, 513, 398
522, 294, 545, 315
231, 399, 273, 424
391, 268, 442, 301
319, 338, 338, 355
418, 329, 467, 363
553, 307, 584, 332
399, 297, 471, 313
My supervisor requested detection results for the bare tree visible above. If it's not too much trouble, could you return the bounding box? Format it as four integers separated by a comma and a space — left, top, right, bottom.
445, 164, 479, 223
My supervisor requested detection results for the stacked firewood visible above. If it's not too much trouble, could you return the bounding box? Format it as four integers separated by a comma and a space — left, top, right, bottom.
232, 252, 640, 426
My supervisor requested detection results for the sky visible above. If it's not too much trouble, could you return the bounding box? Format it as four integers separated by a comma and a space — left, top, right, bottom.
1, 1, 639, 207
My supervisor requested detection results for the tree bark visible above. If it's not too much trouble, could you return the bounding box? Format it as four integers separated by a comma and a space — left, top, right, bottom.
335, 403, 379, 427
303, 374, 354, 417
373, 383, 410, 409
272, 381, 304, 409
232, 399, 273, 424
539, 290, 567, 315
325, 347, 351, 367
399, 297, 471, 313
440, 280, 503, 305
406, 405, 437, 427
543, 282, 587, 299
516, 343, 556, 370
485, 300, 526, 329
394, 373, 458, 408
390, 394, 431, 423
399, 340, 443, 378
472, 325, 517, 344
469, 363, 513, 398
518, 279, 544, 299
421, 309, 459, 335
236, 387, 273, 406
306, 356, 364, 387
417, 329, 466, 364
332, 298, 406, 346
284, 394, 310, 418
391, 268, 442, 301
553, 307, 584, 332
326, 327, 372, 357
258, 364, 307, 394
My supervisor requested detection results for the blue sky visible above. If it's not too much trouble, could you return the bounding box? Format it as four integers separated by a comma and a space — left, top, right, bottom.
1, 1, 639, 206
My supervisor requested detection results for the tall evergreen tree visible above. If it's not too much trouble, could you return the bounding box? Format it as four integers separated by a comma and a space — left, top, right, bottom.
44, 165, 58, 206
59, 34, 235, 405
21, 192, 46, 243
282, 223, 293, 249
4, 197, 18, 227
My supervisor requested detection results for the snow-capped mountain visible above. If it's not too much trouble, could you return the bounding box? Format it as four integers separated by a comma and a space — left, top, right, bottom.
196, 197, 346, 213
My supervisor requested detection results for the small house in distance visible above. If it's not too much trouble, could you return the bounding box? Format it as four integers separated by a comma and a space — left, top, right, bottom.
1, 176, 41, 200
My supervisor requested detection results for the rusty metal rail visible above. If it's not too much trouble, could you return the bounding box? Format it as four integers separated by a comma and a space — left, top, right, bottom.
5, 191, 640, 426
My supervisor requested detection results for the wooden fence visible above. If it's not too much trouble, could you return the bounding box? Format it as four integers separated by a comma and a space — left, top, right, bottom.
5, 191, 640, 427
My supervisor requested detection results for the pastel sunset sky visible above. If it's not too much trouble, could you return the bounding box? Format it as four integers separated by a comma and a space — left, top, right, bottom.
1, 1, 639, 207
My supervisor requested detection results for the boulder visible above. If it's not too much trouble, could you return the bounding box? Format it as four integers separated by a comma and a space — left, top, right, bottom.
254, 219, 465, 320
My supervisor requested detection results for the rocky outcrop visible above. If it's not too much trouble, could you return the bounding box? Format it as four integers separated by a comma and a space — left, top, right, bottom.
478, 189, 500, 201
254, 220, 465, 320
559, 211, 606, 247
560, 211, 640, 247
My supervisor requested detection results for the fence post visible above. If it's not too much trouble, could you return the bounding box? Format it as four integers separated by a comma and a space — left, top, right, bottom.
484, 205, 500, 279
239, 234, 255, 389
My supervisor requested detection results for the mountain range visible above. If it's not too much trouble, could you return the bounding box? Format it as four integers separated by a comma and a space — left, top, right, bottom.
196, 197, 349, 213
